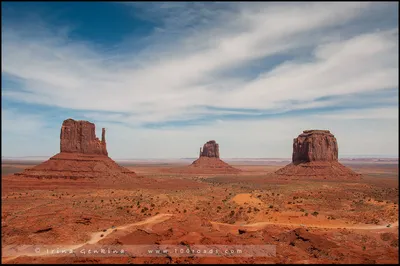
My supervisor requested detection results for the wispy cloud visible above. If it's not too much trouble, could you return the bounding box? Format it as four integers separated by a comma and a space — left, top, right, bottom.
1, 2, 398, 158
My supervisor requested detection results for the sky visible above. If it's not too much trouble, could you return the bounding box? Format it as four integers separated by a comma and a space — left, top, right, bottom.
1, 2, 399, 159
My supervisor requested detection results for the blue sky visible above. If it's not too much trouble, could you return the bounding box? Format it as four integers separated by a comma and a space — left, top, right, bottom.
2, 2, 399, 159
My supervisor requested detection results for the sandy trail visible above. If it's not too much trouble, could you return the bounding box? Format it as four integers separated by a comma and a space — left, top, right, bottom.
87, 213, 173, 244
211, 220, 399, 231
2, 214, 173, 263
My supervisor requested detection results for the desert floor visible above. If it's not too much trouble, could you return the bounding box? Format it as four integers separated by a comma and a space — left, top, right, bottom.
1, 160, 398, 264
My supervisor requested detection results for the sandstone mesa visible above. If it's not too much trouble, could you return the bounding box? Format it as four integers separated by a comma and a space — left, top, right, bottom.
199, 140, 220, 158
276, 130, 360, 179
60, 119, 108, 156
190, 140, 241, 173
15, 118, 136, 180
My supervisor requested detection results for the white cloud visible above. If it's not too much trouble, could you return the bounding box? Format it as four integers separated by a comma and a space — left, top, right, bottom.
1, 2, 398, 158
3, 3, 397, 118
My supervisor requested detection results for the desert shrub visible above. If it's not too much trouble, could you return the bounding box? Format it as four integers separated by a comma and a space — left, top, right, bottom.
217, 206, 222, 209
305, 212, 309, 216
184, 209, 187, 213
300, 208, 305, 212
269, 205, 273, 208
312, 211, 319, 217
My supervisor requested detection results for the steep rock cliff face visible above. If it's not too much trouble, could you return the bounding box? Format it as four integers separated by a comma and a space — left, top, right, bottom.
199, 140, 220, 158
60, 119, 108, 156
276, 130, 360, 179
292, 130, 338, 164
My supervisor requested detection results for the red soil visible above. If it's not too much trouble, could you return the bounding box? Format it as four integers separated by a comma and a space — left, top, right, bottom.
189, 157, 242, 173
276, 161, 361, 180
14, 152, 137, 180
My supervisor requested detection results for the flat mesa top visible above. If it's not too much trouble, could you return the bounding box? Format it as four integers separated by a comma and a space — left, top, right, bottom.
302, 130, 331, 134
63, 118, 94, 124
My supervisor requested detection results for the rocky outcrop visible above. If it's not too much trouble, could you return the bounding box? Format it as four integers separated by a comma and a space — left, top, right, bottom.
189, 140, 240, 173
292, 130, 338, 164
14, 118, 137, 180
276, 130, 360, 179
200, 140, 220, 158
60, 119, 108, 156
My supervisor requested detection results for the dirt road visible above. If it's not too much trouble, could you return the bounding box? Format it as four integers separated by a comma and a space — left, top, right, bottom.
2, 213, 173, 263
211, 220, 399, 231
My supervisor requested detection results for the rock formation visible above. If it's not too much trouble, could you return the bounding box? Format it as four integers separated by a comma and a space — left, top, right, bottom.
200, 140, 220, 158
15, 118, 137, 180
189, 140, 241, 173
292, 130, 338, 164
60, 119, 108, 156
276, 130, 360, 179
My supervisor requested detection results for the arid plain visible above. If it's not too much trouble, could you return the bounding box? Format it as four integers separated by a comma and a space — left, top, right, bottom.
2, 157, 398, 264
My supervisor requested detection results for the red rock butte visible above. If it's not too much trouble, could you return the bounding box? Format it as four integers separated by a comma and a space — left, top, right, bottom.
60, 118, 108, 156
276, 130, 360, 179
15, 119, 137, 180
189, 140, 241, 173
